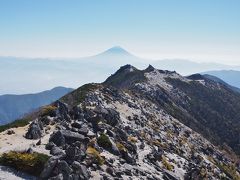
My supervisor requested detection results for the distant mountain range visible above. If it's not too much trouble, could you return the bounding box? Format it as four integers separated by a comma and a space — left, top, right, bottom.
152, 59, 240, 75
202, 74, 240, 93
0, 46, 239, 94
0, 87, 73, 125
202, 70, 240, 89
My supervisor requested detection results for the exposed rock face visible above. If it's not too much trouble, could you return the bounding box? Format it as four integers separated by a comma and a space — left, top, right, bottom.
40, 157, 58, 179
50, 146, 65, 156
25, 120, 43, 139
23, 65, 240, 179
94, 106, 121, 127
55, 100, 70, 121
49, 130, 86, 146
60, 130, 86, 143
49, 130, 66, 146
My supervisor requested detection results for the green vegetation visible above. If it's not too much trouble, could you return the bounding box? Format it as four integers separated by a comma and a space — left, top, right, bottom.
216, 162, 240, 180
0, 118, 30, 133
0, 151, 49, 176
61, 83, 99, 106
116, 142, 127, 152
151, 139, 162, 147
97, 133, 112, 149
162, 156, 174, 171
128, 136, 138, 143
199, 168, 207, 178
40, 105, 57, 117
86, 147, 104, 165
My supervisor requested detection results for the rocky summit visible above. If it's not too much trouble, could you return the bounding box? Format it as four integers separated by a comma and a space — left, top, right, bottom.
1, 64, 240, 180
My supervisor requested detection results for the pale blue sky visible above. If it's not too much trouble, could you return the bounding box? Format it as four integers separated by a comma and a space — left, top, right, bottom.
0, 0, 240, 64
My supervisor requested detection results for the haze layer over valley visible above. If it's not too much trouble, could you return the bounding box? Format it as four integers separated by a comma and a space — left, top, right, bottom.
1, 47, 239, 95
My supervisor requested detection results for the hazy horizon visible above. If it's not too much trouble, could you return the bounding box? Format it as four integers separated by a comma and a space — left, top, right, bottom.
0, 46, 239, 67
0, 46, 239, 95
0, 0, 240, 65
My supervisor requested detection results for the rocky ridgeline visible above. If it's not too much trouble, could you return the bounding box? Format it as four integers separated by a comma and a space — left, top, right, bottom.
24, 65, 240, 180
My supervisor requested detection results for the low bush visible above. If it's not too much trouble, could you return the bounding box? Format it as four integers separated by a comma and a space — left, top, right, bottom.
0, 151, 49, 176
116, 142, 127, 152
40, 105, 57, 117
216, 162, 240, 180
128, 136, 138, 143
162, 156, 174, 171
151, 139, 162, 147
200, 168, 207, 178
86, 147, 104, 165
97, 133, 112, 149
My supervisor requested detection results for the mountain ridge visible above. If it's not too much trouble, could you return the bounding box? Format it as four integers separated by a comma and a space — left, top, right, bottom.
101, 65, 240, 154
1, 64, 240, 179
0, 86, 73, 125
202, 70, 240, 89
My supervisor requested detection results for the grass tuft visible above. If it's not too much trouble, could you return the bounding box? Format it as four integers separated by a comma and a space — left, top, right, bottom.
128, 136, 138, 143
86, 147, 104, 165
162, 156, 174, 171
116, 142, 127, 152
0, 151, 49, 176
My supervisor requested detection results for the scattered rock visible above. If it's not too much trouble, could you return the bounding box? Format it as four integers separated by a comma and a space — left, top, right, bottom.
57, 160, 72, 179
49, 131, 65, 146
25, 120, 43, 139
106, 167, 115, 176
26, 147, 34, 154
79, 164, 90, 180
6, 129, 15, 135
18, 67, 240, 180
109, 139, 120, 156
46, 141, 56, 150
60, 130, 86, 144
50, 146, 65, 156
36, 139, 41, 146
40, 157, 58, 179
49, 173, 64, 180
71, 121, 82, 129
78, 126, 89, 135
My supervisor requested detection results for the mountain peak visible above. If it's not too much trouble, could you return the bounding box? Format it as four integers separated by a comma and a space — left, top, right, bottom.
144, 64, 155, 72
104, 64, 146, 88
102, 46, 131, 55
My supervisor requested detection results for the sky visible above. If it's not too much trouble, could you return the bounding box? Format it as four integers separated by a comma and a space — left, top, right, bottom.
0, 0, 240, 64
